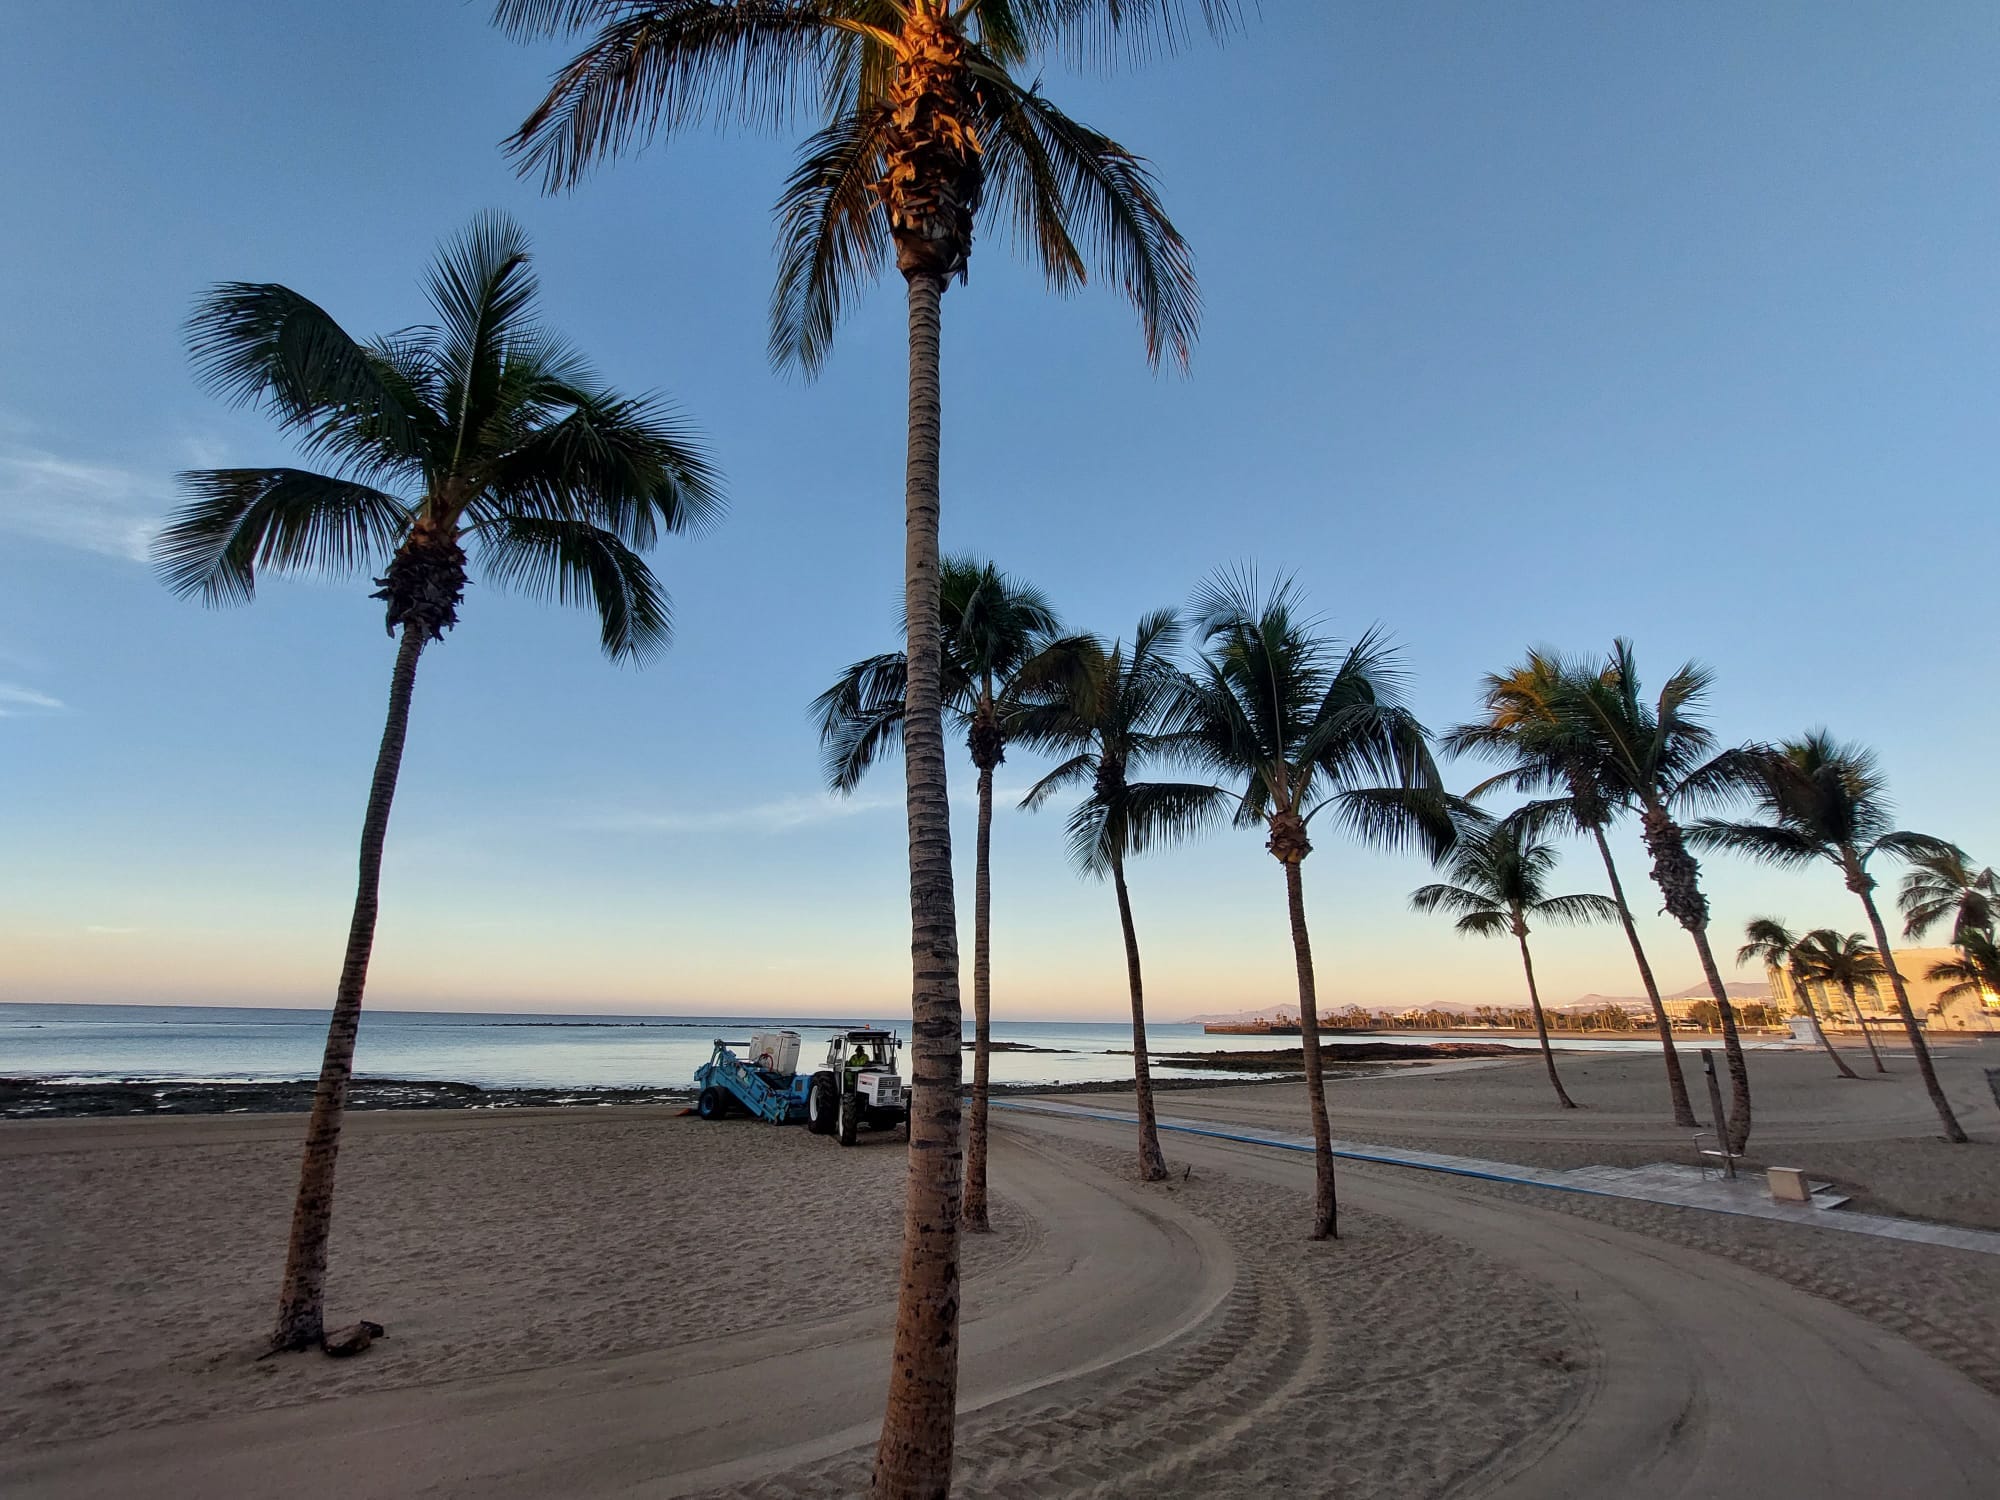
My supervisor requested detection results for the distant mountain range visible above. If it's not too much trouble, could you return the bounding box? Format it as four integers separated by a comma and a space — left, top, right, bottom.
1181, 978, 1772, 1026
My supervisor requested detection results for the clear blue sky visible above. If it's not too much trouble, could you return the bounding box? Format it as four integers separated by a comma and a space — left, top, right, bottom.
2, 2, 1993, 1019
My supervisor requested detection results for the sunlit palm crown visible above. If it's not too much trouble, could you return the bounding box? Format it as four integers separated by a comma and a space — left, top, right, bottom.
1410, 812, 1619, 938
810, 555, 1067, 790
1442, 648, 1629, 832
495, 1, 1236, 371
1172, 570, 1455, 855
1013, 609, 1227, 875
154, 213, 721, 659
1926, 930, 2000, 1004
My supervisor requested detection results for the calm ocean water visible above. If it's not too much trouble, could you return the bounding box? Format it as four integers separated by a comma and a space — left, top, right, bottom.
0, 1003, 1753, 1091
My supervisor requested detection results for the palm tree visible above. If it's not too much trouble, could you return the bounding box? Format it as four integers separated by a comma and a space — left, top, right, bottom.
1176, 573, 1456, 1239
1737, 918, 1857, 1079
1012, 610, 1224, 1182
1927, 929, 2000, 1012
1793, 928, 1890, 1073
811, 556, 1064, 1230
494, 9, 1227, 1486
1690, 733, 1968, 1141
1899, 845, 1998, 945
1562, 640, 1755, 1153
1410, 814, 1617, 1109
1444, 650, 1697, 1127
154, 213, 720, 1352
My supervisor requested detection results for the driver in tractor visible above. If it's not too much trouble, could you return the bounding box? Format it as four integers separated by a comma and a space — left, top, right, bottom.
846, 1042, 871, 1077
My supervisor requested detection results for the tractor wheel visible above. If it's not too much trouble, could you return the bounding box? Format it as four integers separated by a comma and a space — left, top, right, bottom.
697, 1087, 728, 1122
866, 1108, 906, 1132
838, 1089, 860, 1147
807, 1075, 837, 1135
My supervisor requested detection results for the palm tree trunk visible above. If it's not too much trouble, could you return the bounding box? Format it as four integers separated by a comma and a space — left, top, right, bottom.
1855, 885, 1968, 1142
1791, 971, 1857, 1079
1110, 853, 1169, 1182
271, 623, 427, 1352
1841, 979, 1887, 1072
1639, 806, 1751, 1151
873, 268, 964, 1500
961, 763, 994, 1230
1688, 925, 1753, 1154
1515, 927, 1577, 1108
1590, 826, 1694, 1126
1282, 858, 1339, 1240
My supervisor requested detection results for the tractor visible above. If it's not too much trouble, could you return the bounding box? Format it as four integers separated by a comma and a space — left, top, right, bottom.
805, 1029, 907, 1145
692, 1027, 906, 1146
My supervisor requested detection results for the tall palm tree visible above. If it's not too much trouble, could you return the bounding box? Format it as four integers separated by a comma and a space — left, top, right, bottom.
154, 213, 720, 1352
1926, 929, 2000, 1012
1793, 928, 1889, 1073
811, 556, 1064, 1230
495, 9, 1227, 1487
1012, 610, 1224, 1181
1444, 650, 1697, 1127
1176, 573, 1455, 1239
1899, 844, 1998, 945
1563, 640, 1755, 1153
1737, 918, 1857, 1079
1690, 732, 1968, 1141
1410, 814, 1617, 1109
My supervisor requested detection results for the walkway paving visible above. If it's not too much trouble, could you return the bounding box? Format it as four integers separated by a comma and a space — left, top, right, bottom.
994, 1097, 2000, 1257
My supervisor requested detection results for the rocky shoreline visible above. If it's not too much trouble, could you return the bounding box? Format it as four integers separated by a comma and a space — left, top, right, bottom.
0, 1078, 697, 1119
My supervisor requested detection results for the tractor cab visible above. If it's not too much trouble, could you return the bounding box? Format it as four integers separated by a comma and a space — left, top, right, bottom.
806, 1028, 907, 1145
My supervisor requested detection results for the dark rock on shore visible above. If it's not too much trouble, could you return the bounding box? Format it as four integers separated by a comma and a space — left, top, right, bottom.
0, 1078, 693, 1120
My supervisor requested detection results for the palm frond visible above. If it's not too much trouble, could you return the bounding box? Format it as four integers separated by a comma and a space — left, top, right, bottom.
1409, 882, 1500, 921
155, 469, 412, 604
473, 514, 672, 661
476, 382, 723, 543
1531, 892, 1621, 928
970, 65, 1197, 368
1684, 818, 1824, 869
1020, 751, 1097, 811
1321, 786, 1462, 860
499, 2, 844, 191
809, 650, 907, 792
1119, 779, 1231, 858
768, 105, 894, 374
186, 283, 429, 468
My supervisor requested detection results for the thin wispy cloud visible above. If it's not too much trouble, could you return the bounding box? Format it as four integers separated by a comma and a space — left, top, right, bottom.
571, 792, 898, 836
0, 683, 65, 718
0, 442, 168, 562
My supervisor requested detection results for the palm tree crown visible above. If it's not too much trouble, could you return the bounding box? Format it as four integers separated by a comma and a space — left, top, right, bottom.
156, 211, 721, 654
811, 555, 1064, 789
1898, 844, 1998, 945
1176, 571, 1454, 860
1927, 931, 2000, 1009
1738, 917, 1805, 985
1792, 928, 1885, 991
496, 0, 1232, 372
1690, 732, 1951, 890
1014, 609, 1225, 873
1412, 815, 1618, 939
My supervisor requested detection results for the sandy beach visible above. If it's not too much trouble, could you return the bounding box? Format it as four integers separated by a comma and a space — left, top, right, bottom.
4, 1043, 1997, 1497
